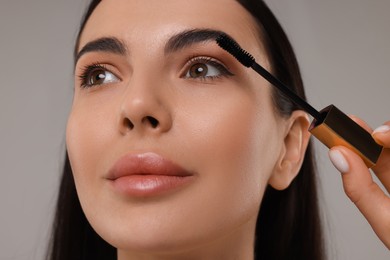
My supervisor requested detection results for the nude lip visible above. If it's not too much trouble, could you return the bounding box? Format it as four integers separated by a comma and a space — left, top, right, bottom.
107, 152, 194, 197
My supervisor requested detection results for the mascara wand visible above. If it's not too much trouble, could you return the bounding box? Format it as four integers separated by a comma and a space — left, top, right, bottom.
216, 33, 383, 168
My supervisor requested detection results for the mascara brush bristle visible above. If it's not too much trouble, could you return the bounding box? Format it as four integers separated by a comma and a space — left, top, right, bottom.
216, 34, 255, 67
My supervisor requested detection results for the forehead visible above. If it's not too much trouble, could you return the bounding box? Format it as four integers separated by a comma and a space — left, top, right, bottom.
79, 0, 264, 57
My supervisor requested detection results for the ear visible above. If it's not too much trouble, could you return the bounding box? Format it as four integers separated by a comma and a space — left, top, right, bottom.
268, 111, 311, 190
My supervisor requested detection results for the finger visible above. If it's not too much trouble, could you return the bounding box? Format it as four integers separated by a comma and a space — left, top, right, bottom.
349, 115, 373, 133
372, 121, 390, 146
372, 122, 390, 192
348, 117, 390, 192
329, 146, 390, 249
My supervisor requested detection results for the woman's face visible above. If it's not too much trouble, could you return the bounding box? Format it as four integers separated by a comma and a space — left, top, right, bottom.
67, 0, 289, 257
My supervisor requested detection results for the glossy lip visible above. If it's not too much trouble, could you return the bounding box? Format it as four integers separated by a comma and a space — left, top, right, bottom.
106, 152, 195, 197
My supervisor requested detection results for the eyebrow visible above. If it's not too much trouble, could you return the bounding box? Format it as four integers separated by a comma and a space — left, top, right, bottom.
76, 37, 127, 63
164, 29, 228, 54
75, 29, 232, 63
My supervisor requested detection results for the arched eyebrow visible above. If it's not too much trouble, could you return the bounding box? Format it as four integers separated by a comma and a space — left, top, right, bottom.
164, 29, 229, 54
76, 37, 127, 63
75, 29, 235, 63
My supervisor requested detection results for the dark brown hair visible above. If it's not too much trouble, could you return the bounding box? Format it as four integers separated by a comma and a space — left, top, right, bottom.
47, 1, 325, 259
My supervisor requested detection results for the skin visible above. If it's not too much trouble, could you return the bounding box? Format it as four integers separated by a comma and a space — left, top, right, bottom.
66, 0, 310, 259
329, 119, 390, 249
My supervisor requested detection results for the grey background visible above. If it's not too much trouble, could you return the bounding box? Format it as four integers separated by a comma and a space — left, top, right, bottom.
0, 0, 389, 259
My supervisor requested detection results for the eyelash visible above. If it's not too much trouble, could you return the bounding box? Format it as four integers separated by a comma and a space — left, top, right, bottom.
77, 56, 234, 89
183, 56, 234, 80
78, 63, 114, 89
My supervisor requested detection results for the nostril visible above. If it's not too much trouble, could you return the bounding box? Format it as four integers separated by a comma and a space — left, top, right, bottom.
124, 118, 134, 130
146, 116, 159, 128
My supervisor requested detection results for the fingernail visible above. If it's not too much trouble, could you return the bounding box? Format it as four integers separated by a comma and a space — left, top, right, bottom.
373, 125, 390, 135
329, 149, 350, 173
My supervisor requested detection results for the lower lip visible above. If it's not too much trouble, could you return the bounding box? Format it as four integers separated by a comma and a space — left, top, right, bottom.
110, 175, 194, 197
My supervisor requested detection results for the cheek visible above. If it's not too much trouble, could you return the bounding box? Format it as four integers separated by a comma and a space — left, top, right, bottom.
65, 100, 117, 200
182, 87, 280, 177
175, 89, 282, 229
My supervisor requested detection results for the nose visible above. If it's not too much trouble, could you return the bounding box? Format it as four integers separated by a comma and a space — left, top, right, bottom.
119, 76, 172, 136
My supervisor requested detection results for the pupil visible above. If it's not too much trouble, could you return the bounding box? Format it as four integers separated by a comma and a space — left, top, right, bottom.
91, 70, 106, 84
190, 64, 208, 77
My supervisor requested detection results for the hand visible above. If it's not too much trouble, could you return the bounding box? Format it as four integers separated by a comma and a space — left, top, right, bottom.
328, 119, 390, 249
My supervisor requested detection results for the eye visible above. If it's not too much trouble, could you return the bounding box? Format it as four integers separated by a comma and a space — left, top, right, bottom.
187, 63, 219, 78
184, 57, 233, 80
78, 64, 119, 88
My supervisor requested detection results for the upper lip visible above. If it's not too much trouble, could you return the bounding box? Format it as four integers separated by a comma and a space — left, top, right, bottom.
107, 152, 193, 180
